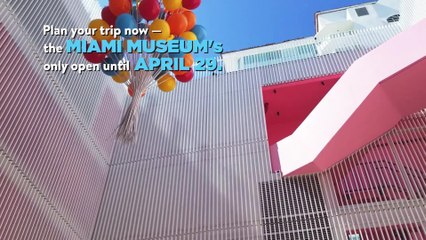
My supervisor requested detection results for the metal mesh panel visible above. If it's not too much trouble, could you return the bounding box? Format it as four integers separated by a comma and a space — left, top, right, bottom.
260, 176, 333, 240
320, 110, 426, 240
259, 110, 426, 240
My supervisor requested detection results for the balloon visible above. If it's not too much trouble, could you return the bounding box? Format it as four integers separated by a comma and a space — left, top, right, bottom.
149, 19, 170, 40
88, 19, 114, 41
182, 0, 201, 10
180, 31, 197, 40
128, 87, 147, 97
138, 0, 160, 21
84, 51, 107, 63
184, 54, 194, 67
101, 57, 119, 76
167, 34, 175, 41
163, 0, 182, 11
191, 25, 207, 41
101, 7, 117, 26
116, 13, 137, 38
112, 71, 130, 83
157, 74, 177, 92
109, 0, 131, 16
182, 11, 196, 31
173, 69, 187, 76
175, 68, 194, 82
155, 70, 169, 80
167, 13, 188, 36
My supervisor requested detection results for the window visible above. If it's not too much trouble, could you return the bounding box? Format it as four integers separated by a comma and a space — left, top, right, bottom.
348, 234, 362, 240
241, 51, 284, 69
240, 44, 318, 70
355, 7, 369, 17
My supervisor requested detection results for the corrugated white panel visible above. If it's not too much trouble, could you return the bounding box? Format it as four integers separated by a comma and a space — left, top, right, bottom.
94, 64, 279, 239
111, 71, 267, 165
92, 12, 408, 240
0, 0, 124, 239
400, 0, 426, 29
4, 0, 108, 124
1, 0, 124, 161
94, 141, 275, 239
0, 150, 81, 239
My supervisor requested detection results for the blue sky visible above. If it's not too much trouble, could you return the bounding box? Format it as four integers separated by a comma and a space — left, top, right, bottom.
99, 0, 370, 52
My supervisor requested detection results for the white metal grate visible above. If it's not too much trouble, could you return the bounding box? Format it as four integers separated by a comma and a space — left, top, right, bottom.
260, 176, 333, 240
320, 110, 426, 240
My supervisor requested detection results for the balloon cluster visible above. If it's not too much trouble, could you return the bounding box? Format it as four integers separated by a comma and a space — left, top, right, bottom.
84, 0, 206, 93
83, 0, 206, 142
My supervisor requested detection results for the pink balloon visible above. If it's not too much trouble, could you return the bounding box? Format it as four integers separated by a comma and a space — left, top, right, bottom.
83, 52, 107, 64
176, 68, 194, 83
138, 0, 160, 21
101, 7, 117, 26
182, 0, 201, 10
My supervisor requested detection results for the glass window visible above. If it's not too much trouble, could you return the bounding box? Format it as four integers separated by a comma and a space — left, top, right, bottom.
355, 7, 369, 17
348, 234, 362, 240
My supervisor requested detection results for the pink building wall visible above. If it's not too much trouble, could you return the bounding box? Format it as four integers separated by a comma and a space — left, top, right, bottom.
277, 19, 426, 176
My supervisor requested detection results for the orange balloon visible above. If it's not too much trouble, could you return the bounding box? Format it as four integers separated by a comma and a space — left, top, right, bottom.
182, 11, 196, 31
167, 34, 175, 41
183, 54, 194, 67
167, 13, 188, 36
88, 19, 115, 41
109, 0, 131, 16
180, 31, 197, 40
112, 71, 130, 83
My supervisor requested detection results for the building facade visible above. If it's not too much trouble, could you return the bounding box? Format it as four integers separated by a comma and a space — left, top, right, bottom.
0, 0, 425, 239
222, 0, 405, 73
